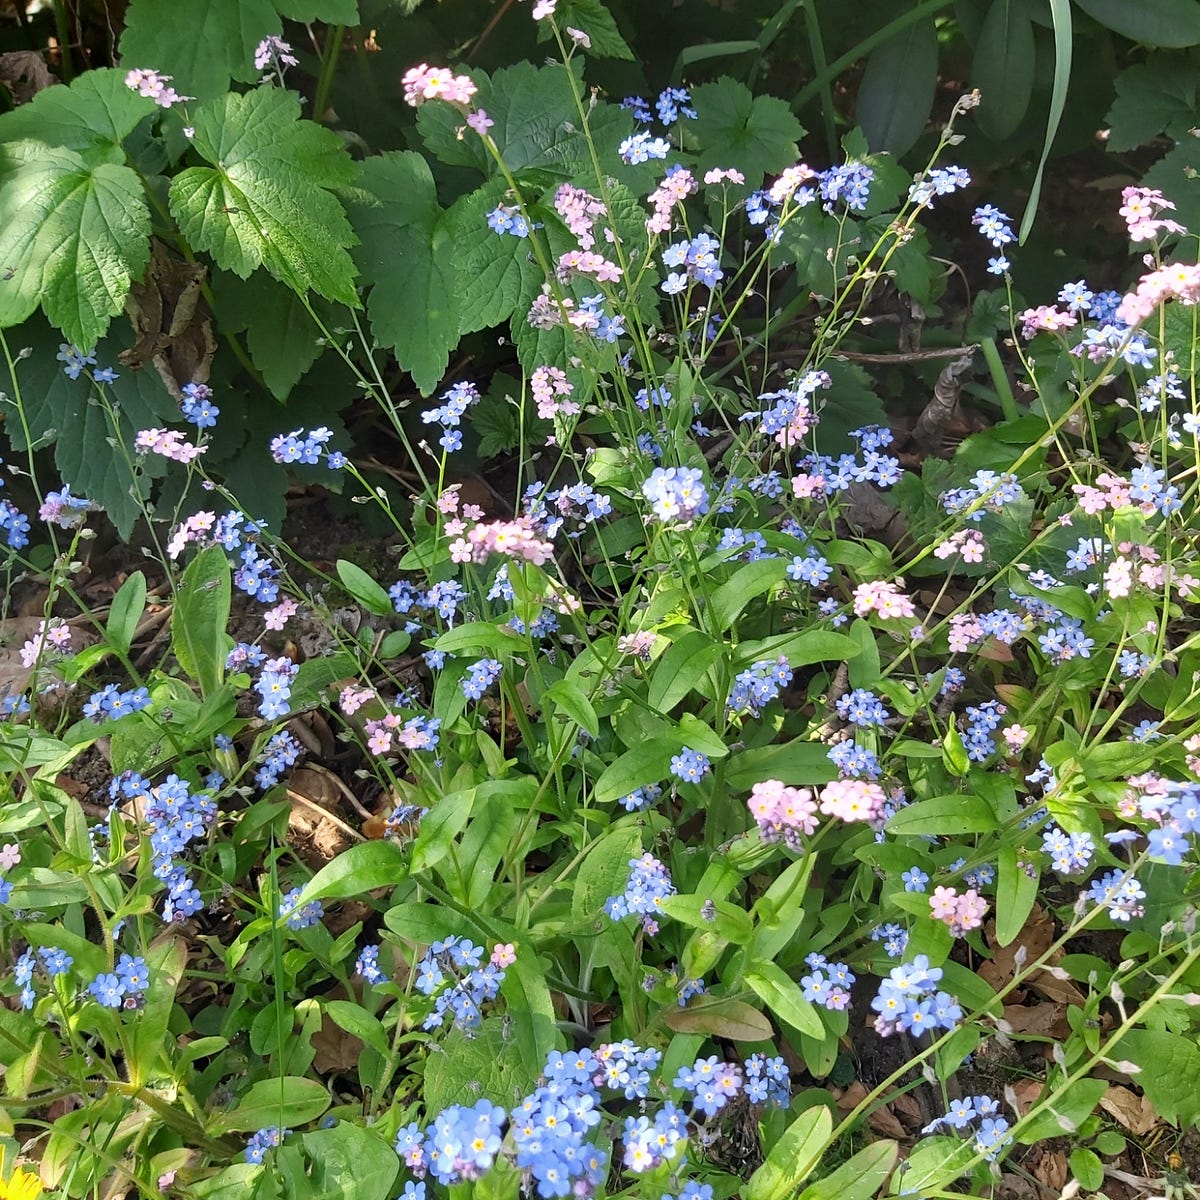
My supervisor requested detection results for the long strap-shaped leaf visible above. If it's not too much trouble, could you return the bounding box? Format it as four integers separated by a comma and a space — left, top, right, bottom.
1019, 0, 1073, 243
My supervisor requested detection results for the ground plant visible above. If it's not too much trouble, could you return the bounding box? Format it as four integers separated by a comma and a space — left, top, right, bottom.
1, 3, 1200, 1200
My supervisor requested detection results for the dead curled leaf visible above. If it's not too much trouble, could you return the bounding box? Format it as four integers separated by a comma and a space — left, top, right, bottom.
979, 906, 1086, 1006
1098, 1084, 1160, 1136
834, 1081, 907, 1138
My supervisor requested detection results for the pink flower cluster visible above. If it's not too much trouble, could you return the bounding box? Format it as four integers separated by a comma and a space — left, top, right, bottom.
166, 510, 216, 559
818, 779, 886, 823
617, 631, 655, 660
554, 184, 608, 250
365, 712, 439, 755
929, 885, 987, 936
556, 249, 621, 283
852, 580, 916, 620
768, 162, 816, 206
1119, 186, 1186, 243
449, 518, 555, 566
646, 166, 697, 235
124, 68, 189, 108
19, 618, 72, 668
263, 597, 298, 631
1017, 305, 1078, 340
532, 365, 579, 420
934, 530, 985, 563
1115, 260, 1200, 327
747, 779, 819, 847
703, 168, 745, 186
136, 428, 206, 465
401, 64, 477, 108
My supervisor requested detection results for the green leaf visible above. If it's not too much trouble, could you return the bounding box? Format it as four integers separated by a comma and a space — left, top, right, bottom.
856, 16, 938, 157
127, 936, 187, 1087
107, 571, 147, 657
725, 741, 837, 790
456, 789, 518, 909
886, 794, 1000, 836
410, 786, 478, 875
119, 0, 280, 102
971, 0, 1036, 141
1117, 1030, 1200, 1126
336, 559, 394, 617
169, 88, 358, 305
692, 77, 805, 188
746, 1104, 833, 1200
709, 558, 787, 628
290, 651, 357, 710
299, 1124, 397, 1200
572, 824, 643, 924
733, 629, 860, 671
1070, 1147, 1105, 1192
503, 951, 561, 1071
1106, 56, 1200, 151
1017, 1077, 1107, 1142
209, 1077, 330, 1134
0, 142, 151, 348
424, 1018, 541, 1112
1075, 0, 1200, 46
288, 841, 408, 912
323, 1000, 392, 1058
592, 737, 676, 803
895, 1136, 976, 1194
172, 545, 232, 697
665, 995, 774, 1042
0, 68, 158, 164
995, 846, 1039, 946
544, 678, 600, 739
648, 630, 724, 713
799, 1139, 897, 1200
447, 179, 541, 336
544, 0, 634, 58
745, 962, 825, 1038
276, 0, 359, 20
226, 273, 327, 401
346, 152, 459, 395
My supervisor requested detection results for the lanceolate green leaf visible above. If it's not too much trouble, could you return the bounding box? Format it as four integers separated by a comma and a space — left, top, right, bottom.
1074, 0, 1200, 47
856, 15, 938, 157
971, 0, 1035, 142
0, 142, 151, 349
169, 89, 359, 305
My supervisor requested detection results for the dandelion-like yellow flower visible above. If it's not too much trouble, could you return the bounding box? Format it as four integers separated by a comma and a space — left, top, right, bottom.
0, 1149, 42, 1200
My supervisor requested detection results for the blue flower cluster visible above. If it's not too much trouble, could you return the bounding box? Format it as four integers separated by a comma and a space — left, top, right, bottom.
180, 381, 220, 428
922, 1094, 1012, 1161
1041, 825, 1095, 875
870, 954, 962, 1037
787, 552, 832, 585
56, 343, 97, 379
256, 729, 304, 789
39, 485, 92, 529
414, 936, 506, 1031
486, 205, 535, 238
617, 783, 663, 812
940, 470, 1026, 520
82, 683, 151, 722
972, 204, 1015, 274
422, 381, 481, 454
670, 746, 710, 783
604, 853, 675, 934
235, 540, 282, 603
278, 886, 324, 930
0, 493, 31, 549
13, 946, 75, 1008
520, 481, 612, 539
87, 953, 150, 1008
963, 699, 1007, 760
391, 578, 468, 629
1084, 869, 1145, 921
269, 425, 343, 468
255, 655, 298, 720
462, 658, 502, 700
355, 942, 385, 984
818, 162, 874, 211
245, 1125, 287, 1164
800, 953, 855, 1010
836, 687, 890, 727
642, 466, 710, 523
110, 770, 216, 923
621, 87, 696, 126
908, 165, 971, 208
828, 740, 881, 779
870, 922, 909, 958
727, 656, 792, 716
661, 232, 723, 293
619, 131, 671, 164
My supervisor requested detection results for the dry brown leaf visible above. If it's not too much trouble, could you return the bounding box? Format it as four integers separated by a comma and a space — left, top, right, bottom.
1007, 1078, 1044, 1117
1098, 1084, 1159, 1136
1029, 1146, 1069, 1191
1001, 1002, 1070, 1039
980, 906, 1087, 1007
834, 1082, 907, 1138
889, 1091, 926, 1132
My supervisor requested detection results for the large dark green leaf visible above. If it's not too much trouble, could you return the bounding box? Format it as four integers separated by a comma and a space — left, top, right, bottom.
856, 16, 938, 156
971, 0, 1036, 141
